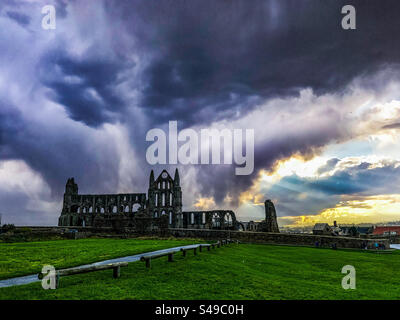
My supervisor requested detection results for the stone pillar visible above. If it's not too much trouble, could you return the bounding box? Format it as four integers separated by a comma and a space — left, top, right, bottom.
265, 200, 279, 233
258, 199, 280, 233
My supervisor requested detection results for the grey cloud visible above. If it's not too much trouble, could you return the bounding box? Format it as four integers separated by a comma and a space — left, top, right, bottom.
382, 123, 400, 130
0, 99, 121, 201
54, 0, 68, 19
2, 0, 400, 224
6, 10, 30, 26
107, 0, 400, 126
263, 160, 400, 217
104, 0, 400, 209
317, 158, 340, 175
38, 50, 135, 127
0, 189, 59, 226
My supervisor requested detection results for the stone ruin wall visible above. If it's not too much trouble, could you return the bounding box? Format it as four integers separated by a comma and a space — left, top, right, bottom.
58, 170, 243, 232
14, 226, 390, 249
182, 210, 238, 230
167, 228, 390, 249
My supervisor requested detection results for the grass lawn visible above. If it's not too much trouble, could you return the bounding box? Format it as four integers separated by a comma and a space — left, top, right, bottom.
1, 240, 400, 299
0, 237, 203, 280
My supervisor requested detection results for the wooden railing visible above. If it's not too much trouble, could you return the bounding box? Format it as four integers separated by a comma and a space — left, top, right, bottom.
37, 239, 240, 287
38, 262, 128, 289
140, 239, 239, 268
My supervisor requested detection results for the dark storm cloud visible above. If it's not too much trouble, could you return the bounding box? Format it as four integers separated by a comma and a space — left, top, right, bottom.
54, 0, 68, 19
108, 0, 400, 126
6, 10, 30, 26
39, 51, 134, 127
2, 0, 400, 225
103, 0, 400, 209
0, 0, 18, 11
291, 162, 400, 196
0, 101, 24, 149
173, 105, 346, 206
266, 182, 339, 217
0, 99, 120, 201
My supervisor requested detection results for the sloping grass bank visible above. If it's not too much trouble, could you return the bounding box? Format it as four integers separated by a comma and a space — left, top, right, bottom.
1, 242, 399, 299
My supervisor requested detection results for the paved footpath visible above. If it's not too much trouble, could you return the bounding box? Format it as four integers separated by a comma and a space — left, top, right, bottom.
0, 244, 201, 288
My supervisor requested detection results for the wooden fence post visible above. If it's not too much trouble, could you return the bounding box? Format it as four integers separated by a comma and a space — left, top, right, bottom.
168, 253, 174, 262
55, 272, 60, 289
113, 266, 121, 278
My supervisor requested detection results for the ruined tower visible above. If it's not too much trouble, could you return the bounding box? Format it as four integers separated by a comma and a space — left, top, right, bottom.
59, 178, 79, 226
58, 169, 239, 231
62, 178, 78, 213
258, 199, 279, 233
147, 169, 183, 228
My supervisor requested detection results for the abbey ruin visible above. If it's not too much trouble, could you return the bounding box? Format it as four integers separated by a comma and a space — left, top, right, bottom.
58, 169, 279, 233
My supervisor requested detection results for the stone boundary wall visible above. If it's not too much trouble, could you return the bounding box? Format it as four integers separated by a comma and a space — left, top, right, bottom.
16, 226, 114, 233
168, 228, 390, 249
12, 226, 391, 248
366, 234, 400, 244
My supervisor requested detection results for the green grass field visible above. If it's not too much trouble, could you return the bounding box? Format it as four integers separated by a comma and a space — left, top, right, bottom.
1, 239, 400, 300
0, 237, 202, 280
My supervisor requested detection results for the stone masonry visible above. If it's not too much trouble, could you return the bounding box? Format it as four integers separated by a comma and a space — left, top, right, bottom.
258, 199, 280, 233
58, 169, 239, 231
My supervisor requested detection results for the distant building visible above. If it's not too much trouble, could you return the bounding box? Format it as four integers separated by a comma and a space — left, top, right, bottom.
312, 223, 333, 235
331, 221, 341, 236
356, 226, 373, 235
372, 226, 400, 236
339, 225, 373, 237
339, 226, 359, 237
